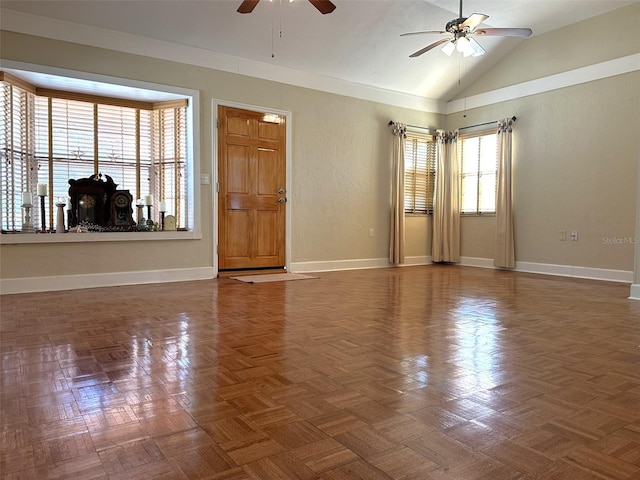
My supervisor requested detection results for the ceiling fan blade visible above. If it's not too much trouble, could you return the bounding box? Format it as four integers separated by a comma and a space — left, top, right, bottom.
409, 38, 451, 58
308, 0, 336, 14
237, 0, 260, 13
459, 13, 489, 30
400, 30, 447, 37
474, 27, 532, 37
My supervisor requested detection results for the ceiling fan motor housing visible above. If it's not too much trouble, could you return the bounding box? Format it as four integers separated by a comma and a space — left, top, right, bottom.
446, 18, 468, 33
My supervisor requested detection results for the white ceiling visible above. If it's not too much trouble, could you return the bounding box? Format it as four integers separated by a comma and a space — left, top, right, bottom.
1, 0, 636, 103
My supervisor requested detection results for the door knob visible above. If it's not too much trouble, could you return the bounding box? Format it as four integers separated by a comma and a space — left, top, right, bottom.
278, 188, 286, 194
278, 198, 287, 203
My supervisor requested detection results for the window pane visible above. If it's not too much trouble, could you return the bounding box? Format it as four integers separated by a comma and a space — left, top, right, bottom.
461, 174, 478, 213
479, 172, 496, 213
459, 132, 497, 214
97, 105, 138, 193
479, 134, 497, 172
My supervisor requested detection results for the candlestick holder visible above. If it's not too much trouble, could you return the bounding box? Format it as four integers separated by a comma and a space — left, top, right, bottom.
21, 203, 35, 233
145, 205, 155, 229
39, 194, 47, 233
136, 203, 144, 225
55, 200, 66, 233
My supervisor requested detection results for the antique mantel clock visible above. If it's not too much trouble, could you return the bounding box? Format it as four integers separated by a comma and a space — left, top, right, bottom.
108, 190, 135, 227
68, 174, 117, 227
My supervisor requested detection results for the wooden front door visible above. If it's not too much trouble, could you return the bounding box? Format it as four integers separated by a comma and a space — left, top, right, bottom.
218, 106, 287, 270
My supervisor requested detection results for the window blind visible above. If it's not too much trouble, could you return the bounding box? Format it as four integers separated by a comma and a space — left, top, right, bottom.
404, 131, 436, 214
0, 78, 189, 231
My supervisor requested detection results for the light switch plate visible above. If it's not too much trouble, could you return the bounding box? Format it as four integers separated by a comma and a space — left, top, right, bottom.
200, 174, 210, 185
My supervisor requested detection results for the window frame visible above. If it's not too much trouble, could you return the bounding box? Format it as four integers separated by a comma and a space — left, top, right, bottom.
404, 129, 436, 216
458, 129, 498, 216
0, 64, 200, 244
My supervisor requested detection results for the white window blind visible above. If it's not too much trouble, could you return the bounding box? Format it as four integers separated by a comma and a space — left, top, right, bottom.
459, 131, 497, 215
404, 131, 436, 214
1, 83, 35, 231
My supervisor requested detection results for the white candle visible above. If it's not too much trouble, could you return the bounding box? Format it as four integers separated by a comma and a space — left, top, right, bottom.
37, 183, 48, 196
145, 195, 153, 206
22, 192, 33, 206
159, 201, 167, 212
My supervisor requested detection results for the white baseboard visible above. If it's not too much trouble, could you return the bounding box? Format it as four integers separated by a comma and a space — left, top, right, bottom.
0, 267, 215, 294
514, 261, 633, 283
459, 256, 495, 269
2, 258, 633, 294
291, 255, 432, 273
291, 257, 391, 273
293, 256, 633, 285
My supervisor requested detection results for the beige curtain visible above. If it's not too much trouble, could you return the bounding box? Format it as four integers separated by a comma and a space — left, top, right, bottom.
495, 118, 515, 268
390, 123, 406, 264
432, 129, 460, 263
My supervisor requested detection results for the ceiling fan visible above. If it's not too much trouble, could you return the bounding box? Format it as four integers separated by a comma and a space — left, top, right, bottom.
237, 0, 336, 14
401, 0, 532, 58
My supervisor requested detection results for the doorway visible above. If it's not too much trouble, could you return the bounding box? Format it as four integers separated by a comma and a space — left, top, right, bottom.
217, 105, 288, 271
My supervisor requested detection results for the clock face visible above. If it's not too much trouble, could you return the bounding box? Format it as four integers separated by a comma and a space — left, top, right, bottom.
114, 194, 128, 208
80, 194, 96, 208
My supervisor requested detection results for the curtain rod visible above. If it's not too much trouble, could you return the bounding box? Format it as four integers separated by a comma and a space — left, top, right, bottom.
388, 120, 429, 130
459, 116, 517, 131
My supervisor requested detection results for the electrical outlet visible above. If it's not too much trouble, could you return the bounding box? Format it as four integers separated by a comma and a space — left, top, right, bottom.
369, 228, 374, 237
559, 230, 566, 241
200, 173, 210, 185
570, 230, 578, 241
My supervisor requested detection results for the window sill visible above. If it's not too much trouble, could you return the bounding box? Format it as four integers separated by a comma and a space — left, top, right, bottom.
0, 230, 201, 245
461, 213, 496, 217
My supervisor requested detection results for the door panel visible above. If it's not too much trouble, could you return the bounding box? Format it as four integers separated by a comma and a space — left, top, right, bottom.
218, 106, 286, 270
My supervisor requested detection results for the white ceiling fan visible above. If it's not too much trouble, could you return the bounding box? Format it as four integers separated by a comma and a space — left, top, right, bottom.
401, 0, 533, 58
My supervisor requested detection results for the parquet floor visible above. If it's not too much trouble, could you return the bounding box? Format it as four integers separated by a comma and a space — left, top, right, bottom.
1, 265, 640, 479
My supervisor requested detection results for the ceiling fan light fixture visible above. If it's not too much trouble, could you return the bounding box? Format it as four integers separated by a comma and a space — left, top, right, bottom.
456, 36, 475, 57
442, 41, 456, 56
469, 37, 486, 57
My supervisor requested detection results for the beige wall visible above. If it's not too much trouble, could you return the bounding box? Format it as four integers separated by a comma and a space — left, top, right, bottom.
0, 30, 440, 282
448, 73, 639, 270
446, 2, 640, 271
1, 2, 639, 287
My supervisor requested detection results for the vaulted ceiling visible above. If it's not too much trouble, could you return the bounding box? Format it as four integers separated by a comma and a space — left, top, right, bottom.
1, 0, 636, 105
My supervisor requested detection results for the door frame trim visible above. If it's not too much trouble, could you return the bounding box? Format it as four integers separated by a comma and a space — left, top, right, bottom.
212, 99, 292, 276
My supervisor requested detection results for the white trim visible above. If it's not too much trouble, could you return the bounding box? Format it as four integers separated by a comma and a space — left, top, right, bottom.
0, 9, 442, 113
629, 284, 640, 301
291, 257, 391, 273
447, 54, 640, 114
0, 231, 200, 245
515, 261, 633, 284
459, 256, 495, 269
0, 267, 214, 295
212, 99, 293, 274
292, 255, 633, 284
3, 11, 638, 114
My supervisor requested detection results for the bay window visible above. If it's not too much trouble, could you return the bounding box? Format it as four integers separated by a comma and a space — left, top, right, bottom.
1, 72, 190, 233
